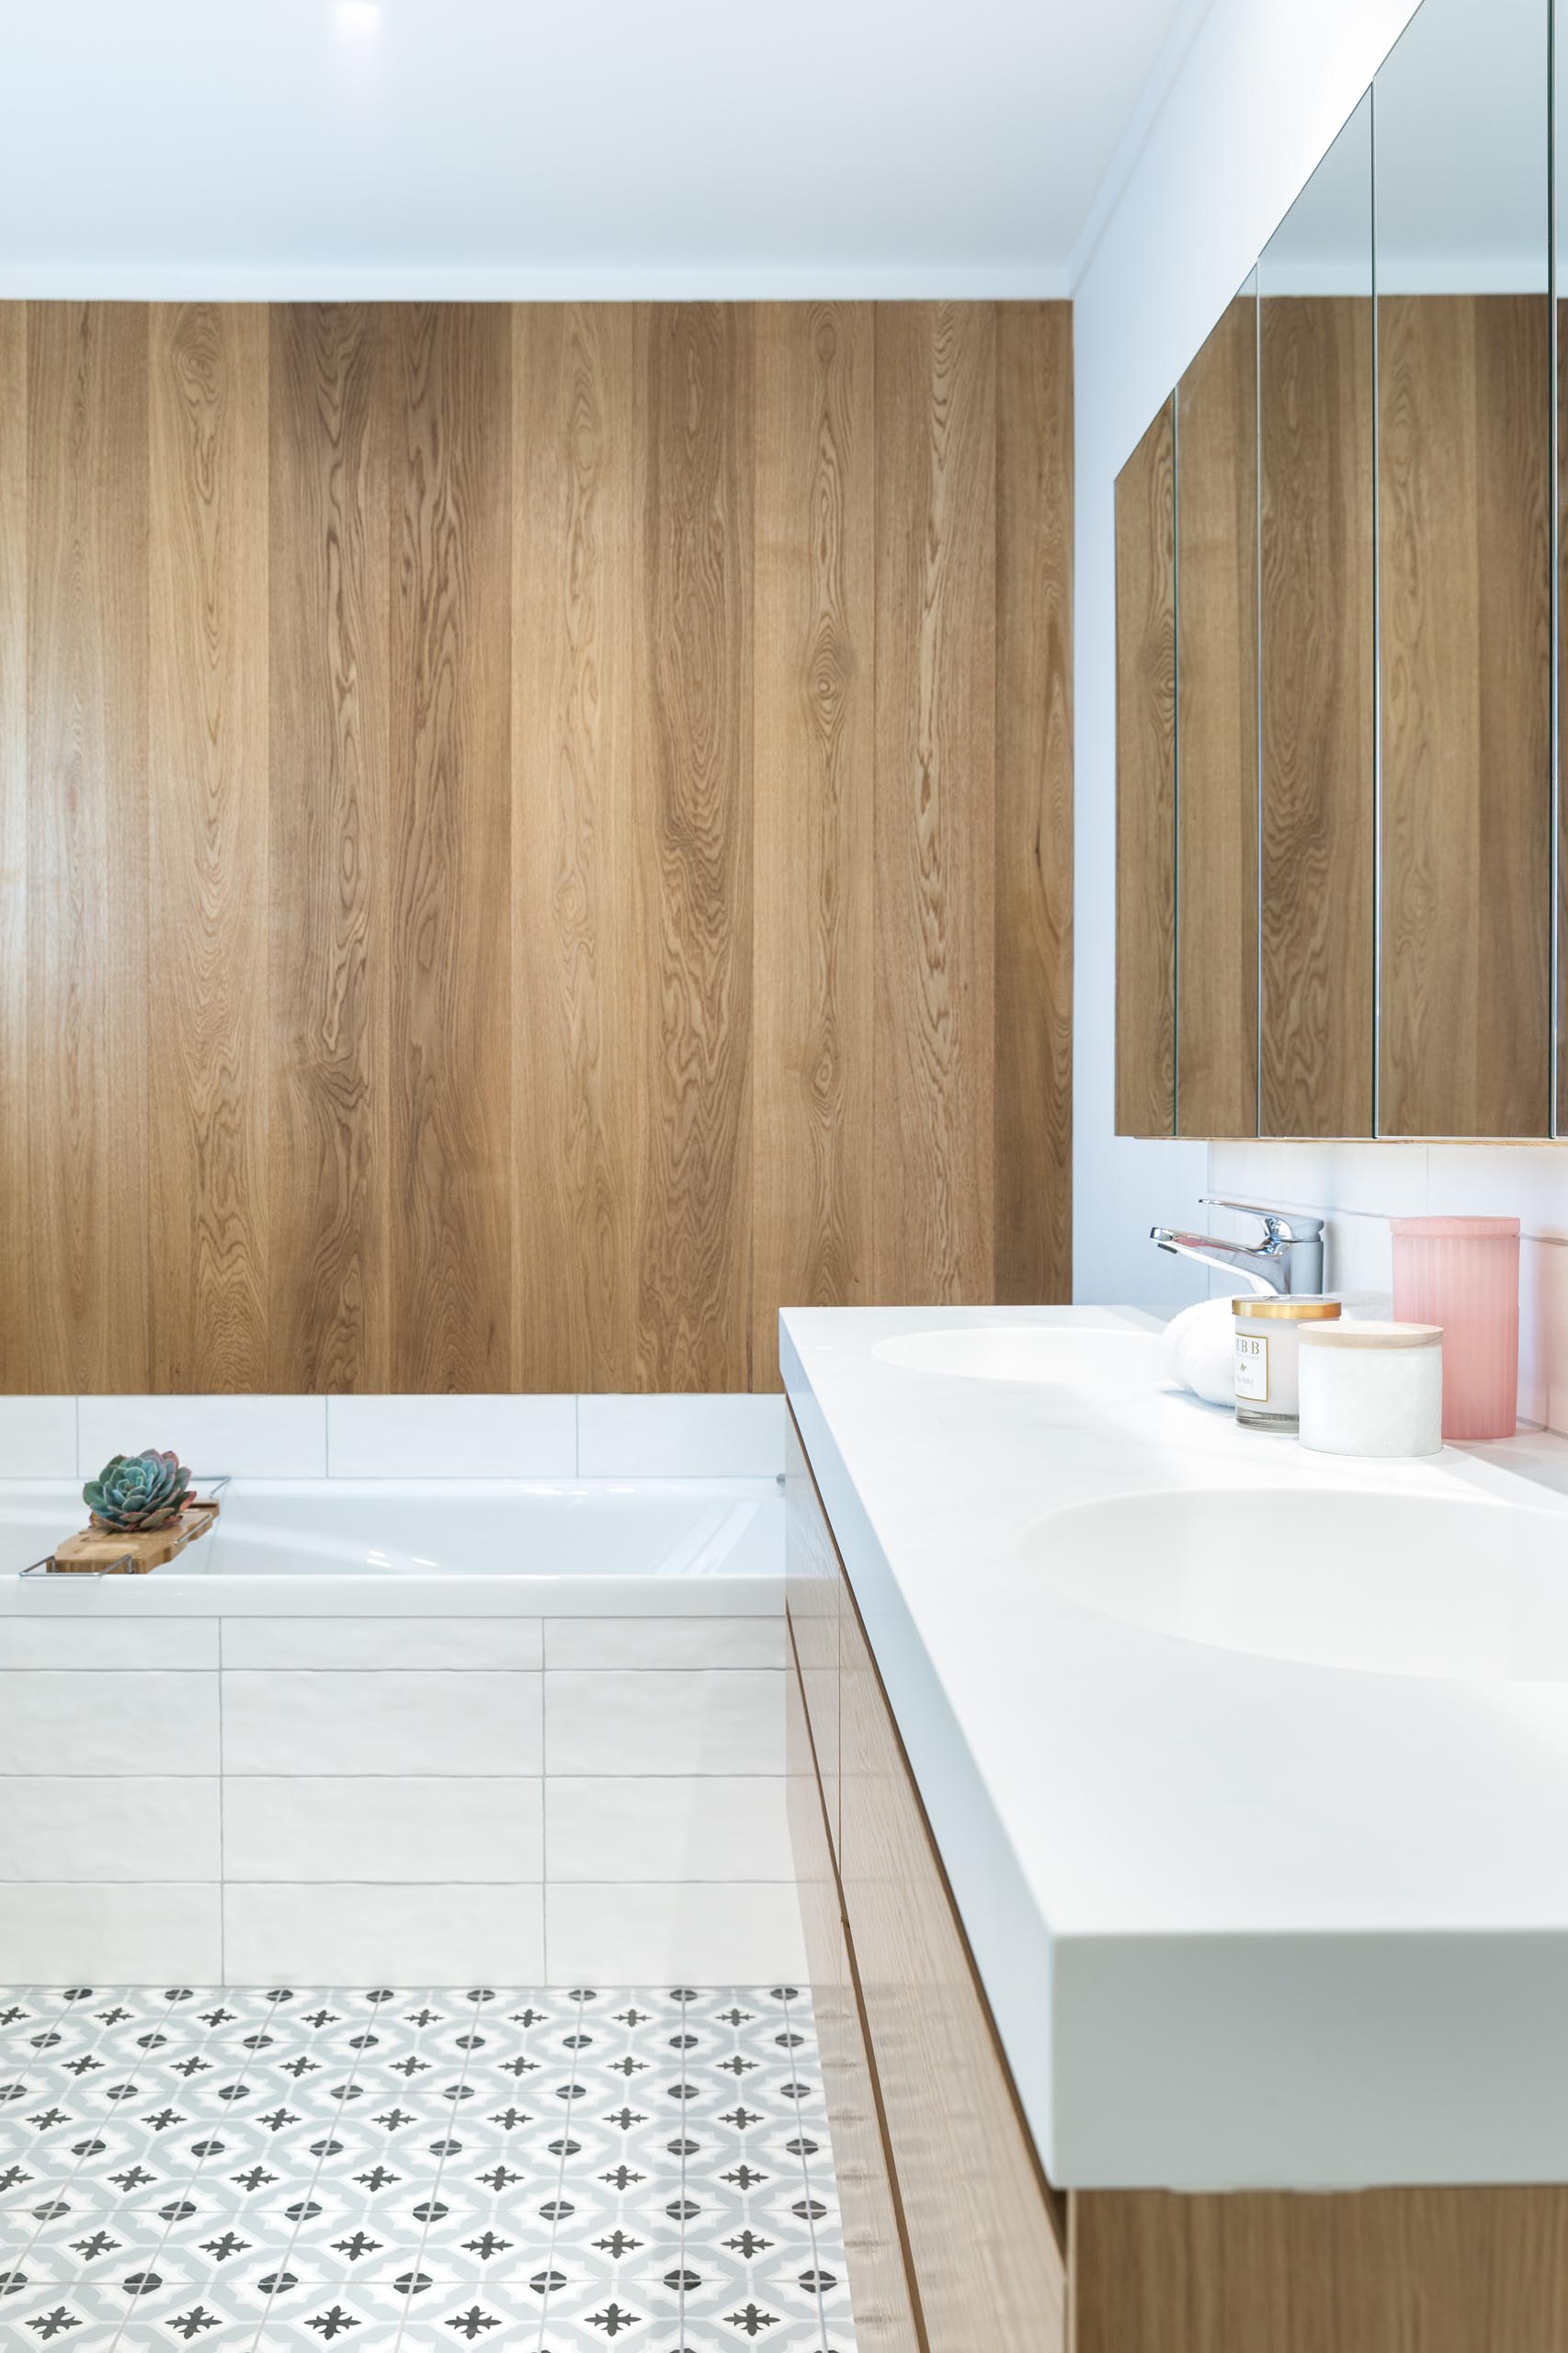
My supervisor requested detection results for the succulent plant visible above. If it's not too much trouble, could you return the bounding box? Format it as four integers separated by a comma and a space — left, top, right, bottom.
84, 1449, 194, 1534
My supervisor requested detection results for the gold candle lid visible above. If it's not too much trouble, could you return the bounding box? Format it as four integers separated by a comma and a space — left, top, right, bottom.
1231, 1296, 1344, 1321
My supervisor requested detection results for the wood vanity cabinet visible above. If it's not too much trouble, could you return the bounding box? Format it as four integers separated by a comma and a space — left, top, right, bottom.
786, 1404, 1568, 2353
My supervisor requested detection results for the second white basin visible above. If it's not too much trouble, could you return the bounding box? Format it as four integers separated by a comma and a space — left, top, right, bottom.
1025, 1486, 1568, 1680
873, 1324, 1160, 1386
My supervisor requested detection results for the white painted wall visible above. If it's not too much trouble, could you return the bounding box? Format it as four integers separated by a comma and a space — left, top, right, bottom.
1071, 0, 1568, 1431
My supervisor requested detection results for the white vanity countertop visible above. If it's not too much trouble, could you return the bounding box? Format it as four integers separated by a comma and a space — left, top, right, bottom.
781, 1302, 1568, 2192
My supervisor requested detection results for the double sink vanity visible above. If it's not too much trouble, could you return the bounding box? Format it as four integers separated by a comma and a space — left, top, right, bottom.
782, 1303, 1568, 2352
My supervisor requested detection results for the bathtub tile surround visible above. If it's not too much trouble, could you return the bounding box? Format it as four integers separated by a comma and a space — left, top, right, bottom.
0, 1982, 857, 2352
577, 1395, 788, 1480
326, 1393, 579, 1479
77, 1394, 330, 1479
0, 1396, 75, 1479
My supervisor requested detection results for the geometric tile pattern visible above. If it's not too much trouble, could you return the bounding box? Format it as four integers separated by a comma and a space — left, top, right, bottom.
0, 1984, 856, 2348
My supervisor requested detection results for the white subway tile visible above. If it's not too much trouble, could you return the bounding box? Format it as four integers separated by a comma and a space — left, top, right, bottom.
546, 1881, 805, 1981
0, 1620, 217, 1670
576, 1394, 785, 1478
222, 1619, 543, 1670
0, 1398, 76, 1479
543, 1617, 785, 1670
545, 1669, 785, 1775
0, 1883, 221, 1980
0, 1671, 219, 1775
77, 1395, 326, 1480
326, 1394, 577, 1478
544, 1776, 793, 1882
222, 1670, 543, 1776
1427, 1146, 1568, 1243
224, 1881, 543, 1982
0, 1778, 221, 1881
223, 1776, 543, 1882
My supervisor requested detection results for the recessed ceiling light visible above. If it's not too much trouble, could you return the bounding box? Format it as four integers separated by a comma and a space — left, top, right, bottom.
331, 1, 383, 40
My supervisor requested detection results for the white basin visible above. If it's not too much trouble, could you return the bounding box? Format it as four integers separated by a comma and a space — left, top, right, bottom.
872, 1324, 1159, 1386
1025, 1486, 1568, 1680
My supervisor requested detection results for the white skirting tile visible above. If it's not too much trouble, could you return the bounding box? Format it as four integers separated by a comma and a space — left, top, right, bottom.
0, 1776, 221, 1881
325, 1392, 577, 1477
545, 1668, 786, 1775
223, 1881, 545, 1981
0, 1395, 76, 1478
0, 1669, 220, 1775
542, 1614, 786, 1669
223, 1775, 544, 1882
544, 1775, 794, 1881
0, 1619, 218, 1670
0, 1882, 221, 1980
576, 1392, 786, 1477
222, 1669, 544, 1775
221, 1617, 544, 1669
545, 1881, 807, 1981
76, 1393, 327, 1478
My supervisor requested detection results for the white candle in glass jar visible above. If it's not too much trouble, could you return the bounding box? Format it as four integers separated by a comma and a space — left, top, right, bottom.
1297, 1320, 1444, 1458
1232, 1297, 1343, 1433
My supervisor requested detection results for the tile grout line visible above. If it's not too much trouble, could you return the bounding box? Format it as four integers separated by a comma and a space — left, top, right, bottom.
781, 1984, 834, 2352
677, 1983, 689, 2349
388, 1984, 486, 2345
532, 1985, 587, 2353
243, 1989, 381, 2353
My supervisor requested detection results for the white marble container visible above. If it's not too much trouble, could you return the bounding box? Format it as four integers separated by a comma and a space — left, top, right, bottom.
1298, 1320, 1444, 1458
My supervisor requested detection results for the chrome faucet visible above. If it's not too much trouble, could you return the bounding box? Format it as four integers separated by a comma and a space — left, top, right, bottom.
1150, 1199, 1325, 1296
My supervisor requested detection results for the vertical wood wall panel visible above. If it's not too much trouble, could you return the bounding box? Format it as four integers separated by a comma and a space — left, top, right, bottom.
1379, 294, 1551, 1139
26, 302, 152, 1392
1258, 295, 1374, 1139
267, 303, 391, 1392
1176, 295, 1258, 1140
873, 303, 998, 1304
753, 302, 877, 1387
149, 303, 271, 1389
512, 305, 639, 1392
0, 309, 27, 1392
994, 301, 1073, 1300
1, 299, 1072, 1394
388, 303, 514, 1391
1114, 401, 1176, 1138
634, 303, 755, 1388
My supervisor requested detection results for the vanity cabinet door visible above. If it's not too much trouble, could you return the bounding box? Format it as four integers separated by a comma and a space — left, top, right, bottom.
838, 1574, 1068, 2350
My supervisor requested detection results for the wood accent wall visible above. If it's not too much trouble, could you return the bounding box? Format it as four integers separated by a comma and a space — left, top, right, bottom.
0, 300, 1072, 1395
1113, 400, 1176, 1137
1379, 293, 1551, 1139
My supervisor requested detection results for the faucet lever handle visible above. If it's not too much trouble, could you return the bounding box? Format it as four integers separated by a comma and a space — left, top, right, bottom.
1203, 1197, 1326, 1243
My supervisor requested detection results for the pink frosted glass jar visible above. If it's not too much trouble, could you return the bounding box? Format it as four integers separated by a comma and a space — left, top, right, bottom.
1391, 1215, 1519, 1441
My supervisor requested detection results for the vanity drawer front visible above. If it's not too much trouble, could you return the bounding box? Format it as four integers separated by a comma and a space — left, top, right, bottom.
787, 1646, 919, 2353
785, 1414, 840, 1850
838, 1583, 1067, 2351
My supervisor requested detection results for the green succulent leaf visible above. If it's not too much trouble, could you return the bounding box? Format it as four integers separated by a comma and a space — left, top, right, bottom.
84, 1446, 195, 1533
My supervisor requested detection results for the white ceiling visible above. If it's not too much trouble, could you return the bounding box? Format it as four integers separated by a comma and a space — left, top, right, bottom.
0, 0, 1193, 297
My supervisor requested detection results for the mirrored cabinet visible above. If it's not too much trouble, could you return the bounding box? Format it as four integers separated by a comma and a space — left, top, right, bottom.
1115, 0, 1561, 1140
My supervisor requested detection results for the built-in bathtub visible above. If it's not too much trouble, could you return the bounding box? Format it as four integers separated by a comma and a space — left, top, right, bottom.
0, 1476, 799, 1986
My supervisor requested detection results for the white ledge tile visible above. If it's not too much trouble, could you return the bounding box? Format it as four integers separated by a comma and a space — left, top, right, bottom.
326, 1393, 577, 1478
0, 1397, 76, 1479
576, 1393, 785, 1478
77, 1394, 327, 1479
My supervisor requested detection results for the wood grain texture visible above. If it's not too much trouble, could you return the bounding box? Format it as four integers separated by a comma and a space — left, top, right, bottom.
1258, 295, 1374, 1137
752, 302, 875, 1387
1379, 294, 1551, 1138
995, 301, 1074, 1294
787, 1627, 926, 2353
1176, 295, 1258, 1139
874, 303, 998, 1302
838, 1540, 1067, 2349
634, 303, 754, 1389
511, 305, 638, 1390
267, 303, 391, 1392
1072, 2185, 1568, 2353
0, 308, 27, 1392
1114, 401, 1176, 1138
26, 302, 152, 1392
149, 304, 270, 1388
1561, 301, 1568, 1130
2, 301, 1072, 1392
388, 303, 513, 1390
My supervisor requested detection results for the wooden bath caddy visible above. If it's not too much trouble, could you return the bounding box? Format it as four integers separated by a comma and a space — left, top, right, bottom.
51, 1498, 221, 1574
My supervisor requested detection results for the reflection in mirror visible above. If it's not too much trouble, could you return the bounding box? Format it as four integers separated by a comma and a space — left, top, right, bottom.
1378, 0, 1551, 1137
1257, 93, 1374, 1138
1176, 274, 1258, 1138
1114, 400, 1176, 1138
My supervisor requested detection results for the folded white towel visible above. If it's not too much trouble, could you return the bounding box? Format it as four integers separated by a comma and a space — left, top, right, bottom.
1160, 1296, 1238, 1407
